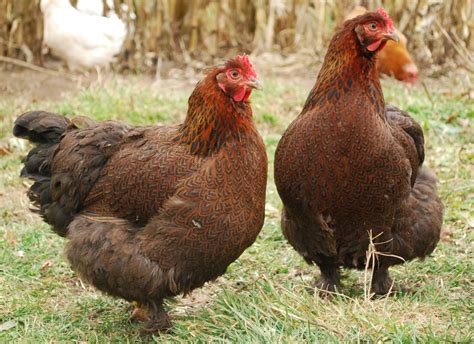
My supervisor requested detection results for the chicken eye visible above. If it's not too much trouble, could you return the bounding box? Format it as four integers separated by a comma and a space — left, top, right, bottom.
369, 23, 377, 31
229, 70, 240, 79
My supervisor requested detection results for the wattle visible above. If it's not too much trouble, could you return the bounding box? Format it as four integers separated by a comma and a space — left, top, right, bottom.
367, 39, 385, 52
233, 87, 247, 102
243, 89, 252, 101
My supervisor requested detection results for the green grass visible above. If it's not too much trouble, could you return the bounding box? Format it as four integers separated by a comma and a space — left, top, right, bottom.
0, 74, 472, 342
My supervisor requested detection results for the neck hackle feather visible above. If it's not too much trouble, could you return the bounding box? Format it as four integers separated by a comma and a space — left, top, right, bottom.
178, 58, 255, 156
303, 11, 388, 116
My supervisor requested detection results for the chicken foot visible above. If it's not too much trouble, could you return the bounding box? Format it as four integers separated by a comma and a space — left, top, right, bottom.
371, 267, 407, 295
128, 301, 150, 323
314, 265, 341, 295
141, 300, 172, 334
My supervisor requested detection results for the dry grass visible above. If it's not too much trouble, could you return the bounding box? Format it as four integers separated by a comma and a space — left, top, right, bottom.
0, 69, 472, 341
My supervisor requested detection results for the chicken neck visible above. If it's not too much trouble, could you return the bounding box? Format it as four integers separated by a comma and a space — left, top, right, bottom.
177, 73, 254, 156
302, 26, 386, 120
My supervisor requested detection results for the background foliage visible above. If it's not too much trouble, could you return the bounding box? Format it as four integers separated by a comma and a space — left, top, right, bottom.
1, 0, 473, 72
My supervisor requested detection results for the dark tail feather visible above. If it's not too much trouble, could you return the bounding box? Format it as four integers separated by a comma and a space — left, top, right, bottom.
407, 167, 444, 257
13, 111, 71, 236
13, 111, 70, 143
20, 144, 58, 179
386, 167, 444, 265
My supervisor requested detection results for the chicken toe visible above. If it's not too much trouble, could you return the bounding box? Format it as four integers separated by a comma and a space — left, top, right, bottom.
128, 301, 150, 323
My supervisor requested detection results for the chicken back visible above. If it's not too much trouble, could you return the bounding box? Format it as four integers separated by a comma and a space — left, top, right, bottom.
274, 9, 443, 295
13, 55, 267, 332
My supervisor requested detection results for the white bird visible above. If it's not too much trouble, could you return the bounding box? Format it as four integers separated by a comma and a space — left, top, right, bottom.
41, 0, 127, 70
76, 0, 103, 16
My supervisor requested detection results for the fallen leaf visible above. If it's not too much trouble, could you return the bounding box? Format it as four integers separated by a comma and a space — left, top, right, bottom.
445, 114, 457, 123
0, 320, 16, 332
40, 260, 54, 272
440, 228, 453, 243
0, 146, 11, 156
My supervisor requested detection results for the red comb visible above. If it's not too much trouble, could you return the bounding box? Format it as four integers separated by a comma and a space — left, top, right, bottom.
376, 8, 395, 31
235, 54, 257, 77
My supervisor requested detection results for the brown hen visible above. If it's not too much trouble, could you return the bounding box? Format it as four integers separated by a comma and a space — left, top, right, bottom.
274, 9, 443, 295
13, 55, 267, 332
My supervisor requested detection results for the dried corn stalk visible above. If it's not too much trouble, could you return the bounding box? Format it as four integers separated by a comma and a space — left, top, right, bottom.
0, 0, 43, 64
0, 0, 472, 72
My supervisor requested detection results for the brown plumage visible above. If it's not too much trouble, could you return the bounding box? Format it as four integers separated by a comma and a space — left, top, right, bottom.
346, 6, 419, 84
13, 55, 267, 333
274, 9, 443, 295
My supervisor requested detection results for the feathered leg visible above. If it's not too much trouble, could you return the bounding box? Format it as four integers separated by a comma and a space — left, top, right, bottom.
371, 167, 443, 295
281, 207, 340, 294
371, 268, 397, 295
142, 300, 172, 334
314, 263, 341, 294
66, 215, 173, 333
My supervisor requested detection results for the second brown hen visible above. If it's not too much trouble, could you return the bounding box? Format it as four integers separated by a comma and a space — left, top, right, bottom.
274, 9, 443, 295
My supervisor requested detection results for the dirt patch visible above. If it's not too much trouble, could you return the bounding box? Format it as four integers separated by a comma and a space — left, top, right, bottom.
0, 54, 318, 106
0, 67, 91, 104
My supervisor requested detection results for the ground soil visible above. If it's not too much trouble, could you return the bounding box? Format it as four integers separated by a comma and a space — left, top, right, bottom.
0, 68, 89, 104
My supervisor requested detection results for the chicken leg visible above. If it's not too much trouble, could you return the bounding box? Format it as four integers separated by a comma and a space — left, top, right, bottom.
142, 300, 172, 334
314, 264, 341, 295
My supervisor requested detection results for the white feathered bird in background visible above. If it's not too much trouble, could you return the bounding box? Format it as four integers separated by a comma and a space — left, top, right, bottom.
76, 0, 104, 16
41, 0, 127, 70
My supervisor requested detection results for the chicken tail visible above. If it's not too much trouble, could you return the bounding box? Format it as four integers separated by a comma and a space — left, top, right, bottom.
13, 111, 71, 236
13, 111, 70, 144
385, 167, 444, 265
